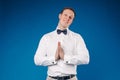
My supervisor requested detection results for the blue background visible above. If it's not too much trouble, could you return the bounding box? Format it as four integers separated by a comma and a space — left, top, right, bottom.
0, 0, 120, 80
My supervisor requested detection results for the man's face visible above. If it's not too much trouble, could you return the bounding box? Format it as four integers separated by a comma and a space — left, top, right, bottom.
59, 9, 75, 29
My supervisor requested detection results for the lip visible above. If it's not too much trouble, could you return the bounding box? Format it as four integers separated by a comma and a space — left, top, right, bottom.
63, 20, 68, 23
63, 22, 68, 25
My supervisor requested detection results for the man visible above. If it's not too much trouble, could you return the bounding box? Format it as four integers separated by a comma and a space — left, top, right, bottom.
34, 7, 90, 80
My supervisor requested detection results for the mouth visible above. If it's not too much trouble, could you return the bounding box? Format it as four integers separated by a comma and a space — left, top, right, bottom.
63, 20, 69, 24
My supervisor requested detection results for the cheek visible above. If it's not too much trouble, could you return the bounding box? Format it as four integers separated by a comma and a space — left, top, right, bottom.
68, 20, 73, 24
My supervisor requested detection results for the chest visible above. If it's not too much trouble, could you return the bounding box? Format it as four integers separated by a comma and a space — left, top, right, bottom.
46, 35, 76, 53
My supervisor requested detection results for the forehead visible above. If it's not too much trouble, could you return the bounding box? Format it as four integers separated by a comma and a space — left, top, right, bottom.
62, 9, 75, 16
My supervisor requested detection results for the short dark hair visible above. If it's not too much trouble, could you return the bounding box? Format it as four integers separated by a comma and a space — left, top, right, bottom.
60, 7, 76, 16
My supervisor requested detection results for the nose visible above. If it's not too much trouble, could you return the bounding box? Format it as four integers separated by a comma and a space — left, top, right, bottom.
65, 16, 70, 21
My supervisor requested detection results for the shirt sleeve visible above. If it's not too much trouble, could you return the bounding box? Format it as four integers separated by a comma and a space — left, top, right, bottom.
64, 34, 90, 65
34, 35, 57, 66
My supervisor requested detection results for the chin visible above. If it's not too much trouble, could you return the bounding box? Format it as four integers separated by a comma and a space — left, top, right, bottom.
63, 26, 68, 29
60, 23, 69, 29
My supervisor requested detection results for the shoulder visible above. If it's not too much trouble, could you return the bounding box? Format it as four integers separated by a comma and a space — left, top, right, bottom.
42, 30, 56, 39
69, 30, 86, 43
69, 30, 83, 39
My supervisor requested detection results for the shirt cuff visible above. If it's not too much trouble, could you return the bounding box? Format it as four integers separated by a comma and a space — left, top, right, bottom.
64, 55, 71, 64
52, 60, 57, 65
47, 56, 57, 65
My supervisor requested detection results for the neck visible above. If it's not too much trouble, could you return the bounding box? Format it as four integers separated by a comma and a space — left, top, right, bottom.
57, 23, 68, 30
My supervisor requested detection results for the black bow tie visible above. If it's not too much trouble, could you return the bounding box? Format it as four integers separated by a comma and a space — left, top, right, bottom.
57, 29, 67, 35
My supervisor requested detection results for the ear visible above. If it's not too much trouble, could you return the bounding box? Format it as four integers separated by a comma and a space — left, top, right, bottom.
59, 14, 61, 19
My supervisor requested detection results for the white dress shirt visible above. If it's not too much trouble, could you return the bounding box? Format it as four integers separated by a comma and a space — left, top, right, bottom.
34, 28, 90, 76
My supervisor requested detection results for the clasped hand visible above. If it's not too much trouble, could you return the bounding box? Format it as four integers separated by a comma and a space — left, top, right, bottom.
55, 42, 64, 61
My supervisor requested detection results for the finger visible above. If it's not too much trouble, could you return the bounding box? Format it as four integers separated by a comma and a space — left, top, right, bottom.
58, 42, 61, 47
55, 51, 59, 61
